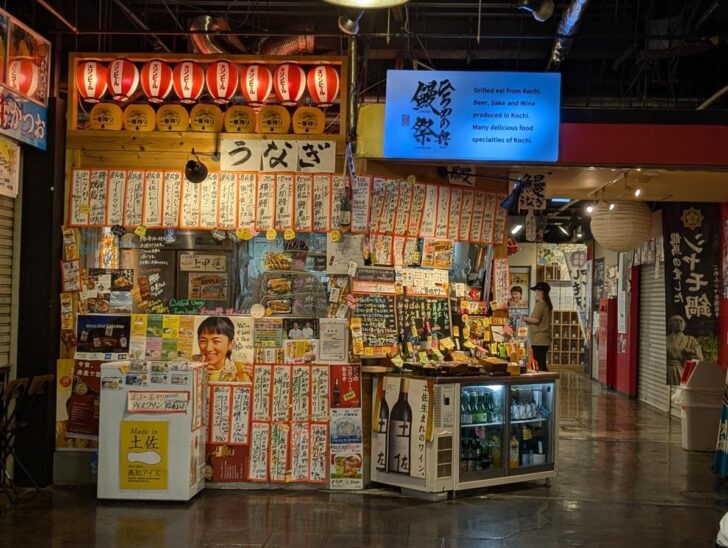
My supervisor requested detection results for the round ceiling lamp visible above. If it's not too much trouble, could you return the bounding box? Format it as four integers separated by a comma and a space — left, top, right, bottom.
324, 0, 409, 8
590, 201, 653, 253
515, 0, 554, 22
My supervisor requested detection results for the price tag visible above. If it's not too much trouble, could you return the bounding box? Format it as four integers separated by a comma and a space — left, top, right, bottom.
440, 337, 455, 350
463, 340, 475, 349
391, 355, 404, 368
134, 225, 147, 237
329, 230, 341, 242
431, 348, 444, 361
284, 228, 296, 241
410, 324, 418, 337
266, 228, 277, 240
236, 227, 253, 240
417, 351, 429, 363
347, 261, 358, 277
452, 325, 460, 337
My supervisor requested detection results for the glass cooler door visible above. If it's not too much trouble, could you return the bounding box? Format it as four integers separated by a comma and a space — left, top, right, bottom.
458, 384, 506, 482
507, 382, 555, 474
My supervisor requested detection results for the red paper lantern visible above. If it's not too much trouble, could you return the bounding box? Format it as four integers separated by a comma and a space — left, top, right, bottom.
172, 61, 205, 104
74, 61, 107, 103
140, 60, 173, 104
107, 59, 139, 102
273, 63, 306, 106
240, 64, 273, 106
206, 61, 239, 104
307, 65, 340, 107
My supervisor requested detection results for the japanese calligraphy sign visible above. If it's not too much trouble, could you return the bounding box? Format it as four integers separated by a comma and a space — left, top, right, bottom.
564, 250, 591, 338
662, 203, 720, 384
516, 173, 547, 211
384, 70, 561, 162
119, 420, 168, 490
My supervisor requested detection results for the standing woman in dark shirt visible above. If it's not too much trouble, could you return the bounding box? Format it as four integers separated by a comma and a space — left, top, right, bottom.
522, 282, 553, 372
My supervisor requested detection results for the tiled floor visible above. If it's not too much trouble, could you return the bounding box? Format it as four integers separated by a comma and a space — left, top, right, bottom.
2, 372, 726, 547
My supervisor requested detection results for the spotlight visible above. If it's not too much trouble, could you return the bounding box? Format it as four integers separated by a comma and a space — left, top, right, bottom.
558, 225, 569, 236
609, 203, 615, 210
634, 188, 642, 197
515, 0, 554, 22
586, 205, 594, 214
500, 178, 529, 211
510, 224, 524, 235
185, 149, 208, 184
337, 11, 364, 35
325, 0, 408, 8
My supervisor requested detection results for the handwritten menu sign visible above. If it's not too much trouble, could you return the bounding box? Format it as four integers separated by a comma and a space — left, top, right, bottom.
70, 169, 90, 226
181, 178, 200, 228
482, 192, 497, 243
162, 171, 181, 228
270, 422, 290, 482
248, 422, 270, 482
447, 187, 462, 240
124, 170, 144, 226
200, 173, 219, 229
434, 186, 450, 239
420, 184, 438, 238
256, 173, 275, 231
402, 268, 449, 297
253, 364, 272, 421
354, 267, 397, 283
470, 191, 486, 243
393, 237, 406, 267
371, 234, 394, 266
218, 173, 237, 229
238, 173, 256, 230
394, 181, 412, 236
126, 390, 190, 413
458, 190, 474, 241
272, 365, 291, 422
294, 174, 313, 231
291, 422, 310, 481
408, 183, 427, 236
369, 178, 385, 232
68, 167, 508, 244
107, 170, 126, 226
493, 195, 508, 244
230, 384, 251, 444
292, 365, 311, 421
399, 295, 452, 338
379, 180, 398, 234
312, 175, 331, 232
275, 174, 294, 231
210, 384, 231, 443
309, 422, 328, 483
331, 175, 347, 231
351, 294, 398, 355
311, 365, 329, 421
142, 171, 163, 227
351, 175, 371, 233
88, 170, 108, 226
231, 316, 255, 365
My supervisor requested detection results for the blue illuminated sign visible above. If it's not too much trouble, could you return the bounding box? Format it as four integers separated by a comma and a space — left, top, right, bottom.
383, 71, 560, 162
0, 85, 47, 150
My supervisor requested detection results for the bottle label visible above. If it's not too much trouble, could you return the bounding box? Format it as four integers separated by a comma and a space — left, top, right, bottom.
374, 424, 388, 471
387, 420, 411, 474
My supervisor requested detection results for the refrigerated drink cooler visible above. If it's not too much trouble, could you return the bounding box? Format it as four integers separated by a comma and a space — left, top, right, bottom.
370, 372, 558, 495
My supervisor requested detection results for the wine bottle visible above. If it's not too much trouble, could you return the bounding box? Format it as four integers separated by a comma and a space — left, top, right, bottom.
340, 184, 352, 231
333, 378, 341, 407
374, 393, 389, 472
461, 390, 472, 425
387, 378, 412, 474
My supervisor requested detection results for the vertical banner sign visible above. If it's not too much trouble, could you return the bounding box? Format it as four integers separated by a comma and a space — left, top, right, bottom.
564, 250, 592, 339
662, 203, 720, 385
384, 71, 561, 162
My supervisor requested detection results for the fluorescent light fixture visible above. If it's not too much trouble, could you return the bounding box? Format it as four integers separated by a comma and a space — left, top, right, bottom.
586, 205, 593, 214
558, 225, 569, 236
510, 224, 524, 235
634, 188, 642, 197
550, 197, 571, 203
324, 0, 408, 7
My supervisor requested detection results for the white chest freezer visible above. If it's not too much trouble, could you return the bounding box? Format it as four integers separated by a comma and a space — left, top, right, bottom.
97, 361, 207, 501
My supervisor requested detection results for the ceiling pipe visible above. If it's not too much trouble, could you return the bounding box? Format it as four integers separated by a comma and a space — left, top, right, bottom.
545, 0, 591, 71
110, 0, 171, 52
260, 35, 315, 56
697, 84, 728, 110
189, 15, 247, 54
35, 0, 78, 33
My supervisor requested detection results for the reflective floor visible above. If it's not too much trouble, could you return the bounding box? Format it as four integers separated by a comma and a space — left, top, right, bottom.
2, 371, 726, 547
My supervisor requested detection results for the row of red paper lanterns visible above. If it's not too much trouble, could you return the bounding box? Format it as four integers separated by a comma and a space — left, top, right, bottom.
74, 59, 340, 107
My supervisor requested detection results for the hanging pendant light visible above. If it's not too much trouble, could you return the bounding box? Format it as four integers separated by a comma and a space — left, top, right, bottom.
324, 0, 408, 8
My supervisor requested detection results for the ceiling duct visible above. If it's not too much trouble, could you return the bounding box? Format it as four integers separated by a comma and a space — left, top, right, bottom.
260, 35, 315, 56
189, 15, 247, 54
545, 0, 590, 71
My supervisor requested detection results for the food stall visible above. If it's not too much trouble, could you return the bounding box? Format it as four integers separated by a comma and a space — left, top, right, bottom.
56, 51, 559, 495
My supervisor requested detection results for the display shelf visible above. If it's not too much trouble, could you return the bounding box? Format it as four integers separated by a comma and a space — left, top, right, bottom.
460, 421, 504, 428
510, 417, 548, 424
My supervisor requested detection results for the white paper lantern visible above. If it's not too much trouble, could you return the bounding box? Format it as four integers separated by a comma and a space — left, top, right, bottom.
590, 201, 653, 252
